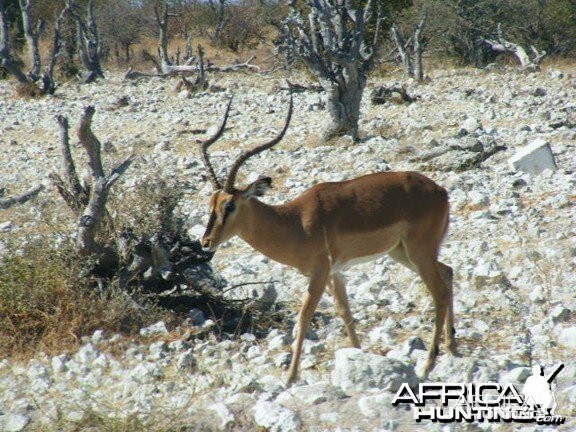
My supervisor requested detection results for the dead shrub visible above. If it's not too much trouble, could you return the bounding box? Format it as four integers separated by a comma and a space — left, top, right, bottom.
15, 82, 44, 98
0, 238, 169, 359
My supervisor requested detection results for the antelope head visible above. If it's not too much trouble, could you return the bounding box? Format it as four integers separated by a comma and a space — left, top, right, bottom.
200, 94, 293, 252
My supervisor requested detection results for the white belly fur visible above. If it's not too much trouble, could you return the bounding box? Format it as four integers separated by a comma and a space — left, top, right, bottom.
332, 250, 391, 273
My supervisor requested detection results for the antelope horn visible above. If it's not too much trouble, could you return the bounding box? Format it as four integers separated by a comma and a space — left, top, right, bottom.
199, 97, 233, 190
223, 92, 293, 193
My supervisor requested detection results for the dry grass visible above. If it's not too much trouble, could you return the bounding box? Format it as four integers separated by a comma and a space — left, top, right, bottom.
0, 238, 169, 360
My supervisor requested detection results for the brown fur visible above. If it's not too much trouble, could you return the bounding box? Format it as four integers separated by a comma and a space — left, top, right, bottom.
202, 171, 457, 384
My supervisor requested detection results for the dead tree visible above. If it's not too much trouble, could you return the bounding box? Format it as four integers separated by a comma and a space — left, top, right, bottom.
390, 24, 413, 78
71, 0, 104, 83
175, 44, 208, 94
184, 33, 193, 61
390, 8, 428, 81
50, 106, 220, 295
0, 2, 71, 95
0, 184, 43, 210
153, 2, 197, 75
154, 2, 171, 71
42, 3, 72, 94
44, 104, 276, 333
207, 0, 229, 49
278, 0, 383, 141
19, 0, 45, 82
51, 107, 134, 260
481, 24, 546, 71
0, 3, 28, 83
413, 9, 427, 82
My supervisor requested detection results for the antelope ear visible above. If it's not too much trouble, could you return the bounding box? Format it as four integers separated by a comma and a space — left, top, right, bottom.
242, 177, 272, 198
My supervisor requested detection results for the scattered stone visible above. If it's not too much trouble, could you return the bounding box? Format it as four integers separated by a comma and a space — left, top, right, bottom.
501, 367, 531, 384
268, 334, 289, 351
130, 362, 164, 383
508, 139, 557, 175
91, 330, 105, 343
253, 400, 301, 432
0, 221, 13, 232
533, 87, 547, 97
74, 343, 100, 365
140, 321, 169, 336
358, 392, 393, 419
1, 413, 30, 432
558, 326, 576, 351
176, 349, 196, 372
208, 402, 234, 429
331, 348, 419, 394
186, 308, 205, 326
149, 341, 168, 359
550, 304, 571, 324
258, 374, 286, 393
460, 117, 483, 134
276, 382, 345, 406
402, 336, 427, 357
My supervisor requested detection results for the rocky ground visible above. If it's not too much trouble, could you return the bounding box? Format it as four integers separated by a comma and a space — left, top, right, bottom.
0, 65, 575, 431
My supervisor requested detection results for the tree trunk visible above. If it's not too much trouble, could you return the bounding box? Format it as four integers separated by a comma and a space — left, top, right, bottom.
154, 3, 171, 69
124, 43, 130, 62
41, 3, 71, 95
391, 24, 413, 78
19, 0, 45, 82
323, 71, 366, 141
0, 5, 29, 83
74, 0, 104, 84
413, 9, 427, 82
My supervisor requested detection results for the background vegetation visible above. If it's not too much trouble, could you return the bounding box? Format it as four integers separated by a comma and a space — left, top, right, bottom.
1, 0, 576, 76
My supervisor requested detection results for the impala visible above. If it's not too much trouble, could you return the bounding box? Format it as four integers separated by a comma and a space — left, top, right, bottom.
199, 94, 457, 384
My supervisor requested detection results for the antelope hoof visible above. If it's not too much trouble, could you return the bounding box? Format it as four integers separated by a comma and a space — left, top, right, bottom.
420, 345, 439, 378
286, 371, 298, 387
446, 340, 459, 357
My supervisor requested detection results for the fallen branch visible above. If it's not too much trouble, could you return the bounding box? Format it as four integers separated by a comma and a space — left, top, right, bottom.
481, 24, 545, 71
125, 56, 262, 81
124, 67, 162, 80
371, 85, 419, 105
410, 142, 507, 172
0, 184, 43, 209
283, 80, 324, 93
208, 55, 260, 73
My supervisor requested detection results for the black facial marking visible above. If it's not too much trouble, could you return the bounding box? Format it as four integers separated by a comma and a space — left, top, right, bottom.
205, 211, 217, 236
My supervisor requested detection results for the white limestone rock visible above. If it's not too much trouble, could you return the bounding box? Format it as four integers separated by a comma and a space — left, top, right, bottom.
253, 400, 301, 432
508, 139, 557, 175
331, 348, 419, 394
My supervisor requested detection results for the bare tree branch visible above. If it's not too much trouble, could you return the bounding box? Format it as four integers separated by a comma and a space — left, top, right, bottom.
72, 0, 104, 83
42, 3, 73, 94
73, 106, 132, 256
481, 23, 546, 71
0, 184, 43, 209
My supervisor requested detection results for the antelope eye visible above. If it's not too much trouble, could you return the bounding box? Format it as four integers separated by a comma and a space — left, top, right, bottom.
224, 202, 236, 213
